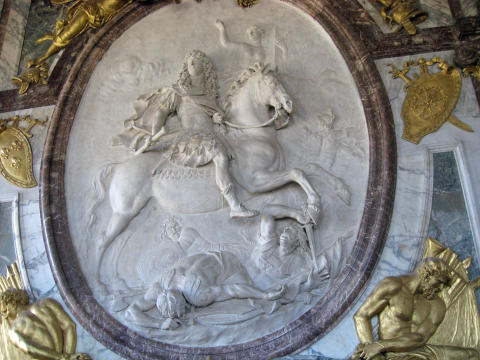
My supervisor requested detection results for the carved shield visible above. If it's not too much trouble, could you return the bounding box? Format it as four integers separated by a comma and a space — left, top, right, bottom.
401, 67, 461, 144
0, 128, 36, 188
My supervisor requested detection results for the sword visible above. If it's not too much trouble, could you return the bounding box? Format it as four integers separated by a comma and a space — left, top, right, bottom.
304, 223, 318, 271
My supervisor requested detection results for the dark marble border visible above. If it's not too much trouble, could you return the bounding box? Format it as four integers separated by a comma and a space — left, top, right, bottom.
40, 1, 396, 358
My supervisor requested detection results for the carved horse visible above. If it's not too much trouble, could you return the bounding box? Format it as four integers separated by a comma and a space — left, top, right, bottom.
89, 63, 345, 288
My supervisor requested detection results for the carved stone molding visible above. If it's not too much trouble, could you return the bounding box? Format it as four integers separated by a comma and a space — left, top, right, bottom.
40, 1, 396, 358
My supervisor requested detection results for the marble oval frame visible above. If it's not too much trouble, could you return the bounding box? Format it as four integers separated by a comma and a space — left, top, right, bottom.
40, 1, 396, 358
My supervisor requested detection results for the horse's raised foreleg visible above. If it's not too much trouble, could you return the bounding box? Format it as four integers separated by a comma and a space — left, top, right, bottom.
246, 168, 322, 224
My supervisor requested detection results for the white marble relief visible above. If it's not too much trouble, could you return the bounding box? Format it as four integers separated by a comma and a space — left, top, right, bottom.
65, 0, 369, 347
0, 0, 31, 91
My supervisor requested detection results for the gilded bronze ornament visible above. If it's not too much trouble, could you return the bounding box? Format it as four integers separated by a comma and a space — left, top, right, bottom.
372, 0, 427, 35
174, 0, 257, 7
27, 0, 147, 68
352, 237, 480, 360
0, 263, 91, 360
463, 52, 480, 81
0, 115, 47, 188
237, 0, 259, 7
11, 63, 49, 95
389, 57, 473, 144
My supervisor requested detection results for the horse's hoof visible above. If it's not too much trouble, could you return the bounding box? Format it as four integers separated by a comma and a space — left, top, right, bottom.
295, 211, 310, 225
230, 206, 258, 218
306, 202, 321, 225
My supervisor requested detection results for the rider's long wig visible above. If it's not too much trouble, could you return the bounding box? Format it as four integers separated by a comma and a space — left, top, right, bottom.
177, 50, 218, 98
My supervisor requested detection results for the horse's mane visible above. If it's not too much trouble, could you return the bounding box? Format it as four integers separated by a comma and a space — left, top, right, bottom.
223, 63, 272, 113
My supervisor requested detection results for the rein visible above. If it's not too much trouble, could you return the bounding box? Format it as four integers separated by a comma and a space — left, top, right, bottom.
221, 113, 278, 130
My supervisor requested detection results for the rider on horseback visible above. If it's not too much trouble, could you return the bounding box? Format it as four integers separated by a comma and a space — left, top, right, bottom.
112, 50, 257, 218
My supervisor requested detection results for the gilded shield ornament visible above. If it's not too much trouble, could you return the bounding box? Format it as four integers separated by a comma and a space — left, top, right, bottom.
390, 58, 473, 144
0, 127, 36, 188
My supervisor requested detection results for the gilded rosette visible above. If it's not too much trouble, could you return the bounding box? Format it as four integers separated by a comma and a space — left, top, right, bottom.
0, 128, 36, 188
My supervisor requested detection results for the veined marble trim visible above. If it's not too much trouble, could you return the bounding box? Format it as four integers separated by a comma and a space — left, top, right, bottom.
423, 143, 480, 263
0, 0, 5, 19
0, 192, 32, 294
454, 144, 480, 261
0, 0, 31, 92
411, 149, 435, 270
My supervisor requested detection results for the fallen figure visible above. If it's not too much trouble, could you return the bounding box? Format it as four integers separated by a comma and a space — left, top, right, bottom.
125, 251, 286, 329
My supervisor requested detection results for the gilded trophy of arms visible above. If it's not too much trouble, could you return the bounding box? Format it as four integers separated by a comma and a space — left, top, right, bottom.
372, 0, 427, 35
389, 57, 473, 144
0, 115, 47, 188
0, 263, 91, 360
352, 237, 480, 360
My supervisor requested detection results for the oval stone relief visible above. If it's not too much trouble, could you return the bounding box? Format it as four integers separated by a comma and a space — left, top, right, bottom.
41, 0, 396, 358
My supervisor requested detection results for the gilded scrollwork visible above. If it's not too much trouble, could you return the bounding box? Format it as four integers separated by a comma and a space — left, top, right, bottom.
389, 57, 473, 144
0, 263, 91, 360
352, 238, 480, 360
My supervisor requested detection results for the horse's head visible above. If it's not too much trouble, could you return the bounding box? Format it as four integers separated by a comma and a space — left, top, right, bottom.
252, 64, 293, 127
225, 63, 293, 130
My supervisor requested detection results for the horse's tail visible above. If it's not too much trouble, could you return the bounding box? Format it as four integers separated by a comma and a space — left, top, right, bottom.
86, 163, 117, 230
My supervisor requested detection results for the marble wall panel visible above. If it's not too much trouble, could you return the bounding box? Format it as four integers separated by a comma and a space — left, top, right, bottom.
419, 0, 454, 26
0, 192, 31, 291
0, 0, 30, 91
428, 150, 480, 305
0, 200, 16, 273
459, 0, 479, 16
18, 0, 60, 72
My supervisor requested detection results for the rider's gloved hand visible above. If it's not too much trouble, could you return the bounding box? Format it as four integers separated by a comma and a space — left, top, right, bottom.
213, 112, 224, 125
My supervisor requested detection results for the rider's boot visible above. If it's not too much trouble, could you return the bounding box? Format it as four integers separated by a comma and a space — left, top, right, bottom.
222, 184, 258, 218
